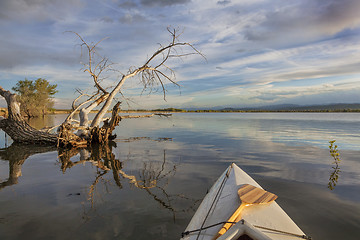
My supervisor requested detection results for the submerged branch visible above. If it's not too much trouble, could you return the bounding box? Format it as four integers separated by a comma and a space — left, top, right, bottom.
328, 140, 341, 190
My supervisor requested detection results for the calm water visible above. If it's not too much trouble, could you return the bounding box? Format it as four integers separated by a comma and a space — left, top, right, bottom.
0, 113, 359, 239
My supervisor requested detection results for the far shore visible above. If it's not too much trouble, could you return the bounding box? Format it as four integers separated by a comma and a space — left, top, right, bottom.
1, 107, 359, 118
52, 108, 360, 114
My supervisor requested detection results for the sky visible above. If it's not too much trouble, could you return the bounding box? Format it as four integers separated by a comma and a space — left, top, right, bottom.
1, 0, 360, 110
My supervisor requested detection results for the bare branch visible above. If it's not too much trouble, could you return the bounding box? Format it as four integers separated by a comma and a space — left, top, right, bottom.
67, 31, 110, 94
129, 27, 204, 101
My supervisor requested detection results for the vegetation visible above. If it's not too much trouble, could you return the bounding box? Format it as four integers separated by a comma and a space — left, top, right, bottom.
144, 104, 360, 113
328, 140, 341, 190
12, 78, 58, 118
215, 104, 360, 112
153, 108, 186, 112
111, 107, 360, 113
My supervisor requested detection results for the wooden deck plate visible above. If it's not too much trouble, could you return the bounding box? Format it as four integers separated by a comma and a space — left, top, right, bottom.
238, 184, 278, 205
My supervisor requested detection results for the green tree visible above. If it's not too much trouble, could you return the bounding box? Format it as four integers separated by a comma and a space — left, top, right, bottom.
12, 78, 58, 118
34, 78, 58, 116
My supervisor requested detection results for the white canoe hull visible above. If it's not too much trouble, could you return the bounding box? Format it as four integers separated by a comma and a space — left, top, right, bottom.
181, 163, 308, 240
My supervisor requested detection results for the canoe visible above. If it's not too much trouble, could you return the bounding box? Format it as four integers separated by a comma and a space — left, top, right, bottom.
180, 163, 311, 240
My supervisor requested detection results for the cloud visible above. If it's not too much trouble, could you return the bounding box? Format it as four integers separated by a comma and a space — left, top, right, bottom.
230, 77, 360, 105
244, 0, 360, 44
209, 36, 360, 89
140, 0, 191, 7
100, 16, 114, 23
0, 0, 83, 22
276, 62, 360, 81
0, 38, 79, 70
118, 1, 138, 9
217, 0, 231, 6
119, 12, 147, 24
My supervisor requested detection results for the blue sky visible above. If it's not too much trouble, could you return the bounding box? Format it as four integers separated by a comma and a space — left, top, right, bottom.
1, 0, 360, 109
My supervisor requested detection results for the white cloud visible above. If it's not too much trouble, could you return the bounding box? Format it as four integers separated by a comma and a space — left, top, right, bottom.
243, 0, 360, 45
140, 0, 191, 7
0, 0, 84, 22
222, 75, 360, 106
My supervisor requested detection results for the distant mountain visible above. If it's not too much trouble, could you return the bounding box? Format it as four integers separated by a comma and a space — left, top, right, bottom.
239, 104, 301, 111
288, 103, 360, 111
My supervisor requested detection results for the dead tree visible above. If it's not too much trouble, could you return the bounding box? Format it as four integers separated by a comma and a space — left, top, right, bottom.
0, 28, 203, 147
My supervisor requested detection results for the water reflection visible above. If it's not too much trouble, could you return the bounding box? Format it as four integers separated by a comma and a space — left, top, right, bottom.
58, 141, 198, 219
27, 115, 56, 131
0, 144, 56, 190
0, 140, 198, 220
1, 113, 360, 239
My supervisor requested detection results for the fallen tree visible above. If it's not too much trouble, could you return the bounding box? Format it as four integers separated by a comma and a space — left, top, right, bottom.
0, 86, 58, 144
0, 28, 203, 147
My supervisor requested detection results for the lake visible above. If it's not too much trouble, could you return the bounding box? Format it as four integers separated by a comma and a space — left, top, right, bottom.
0, 112, 359, 239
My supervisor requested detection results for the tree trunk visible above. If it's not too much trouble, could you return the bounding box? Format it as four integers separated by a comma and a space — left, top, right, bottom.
90, 101, 122, 144
0, 86, 58, 144
90, 73, 133, 127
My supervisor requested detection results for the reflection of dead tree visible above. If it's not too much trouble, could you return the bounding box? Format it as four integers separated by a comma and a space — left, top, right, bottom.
0, 144, 56, 190
139, 152, 175, 188
58, 147, 80, 172
136, 151, 201, 221
141, 153, 178, 219
88, 170, 108, 208
57, 142, 199, 219
118, 168, 156, 189
57, 142, 121, 205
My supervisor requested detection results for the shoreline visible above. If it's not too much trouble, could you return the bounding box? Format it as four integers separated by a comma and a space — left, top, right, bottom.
53, 109, 360, 113
1, 108, 359, 118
